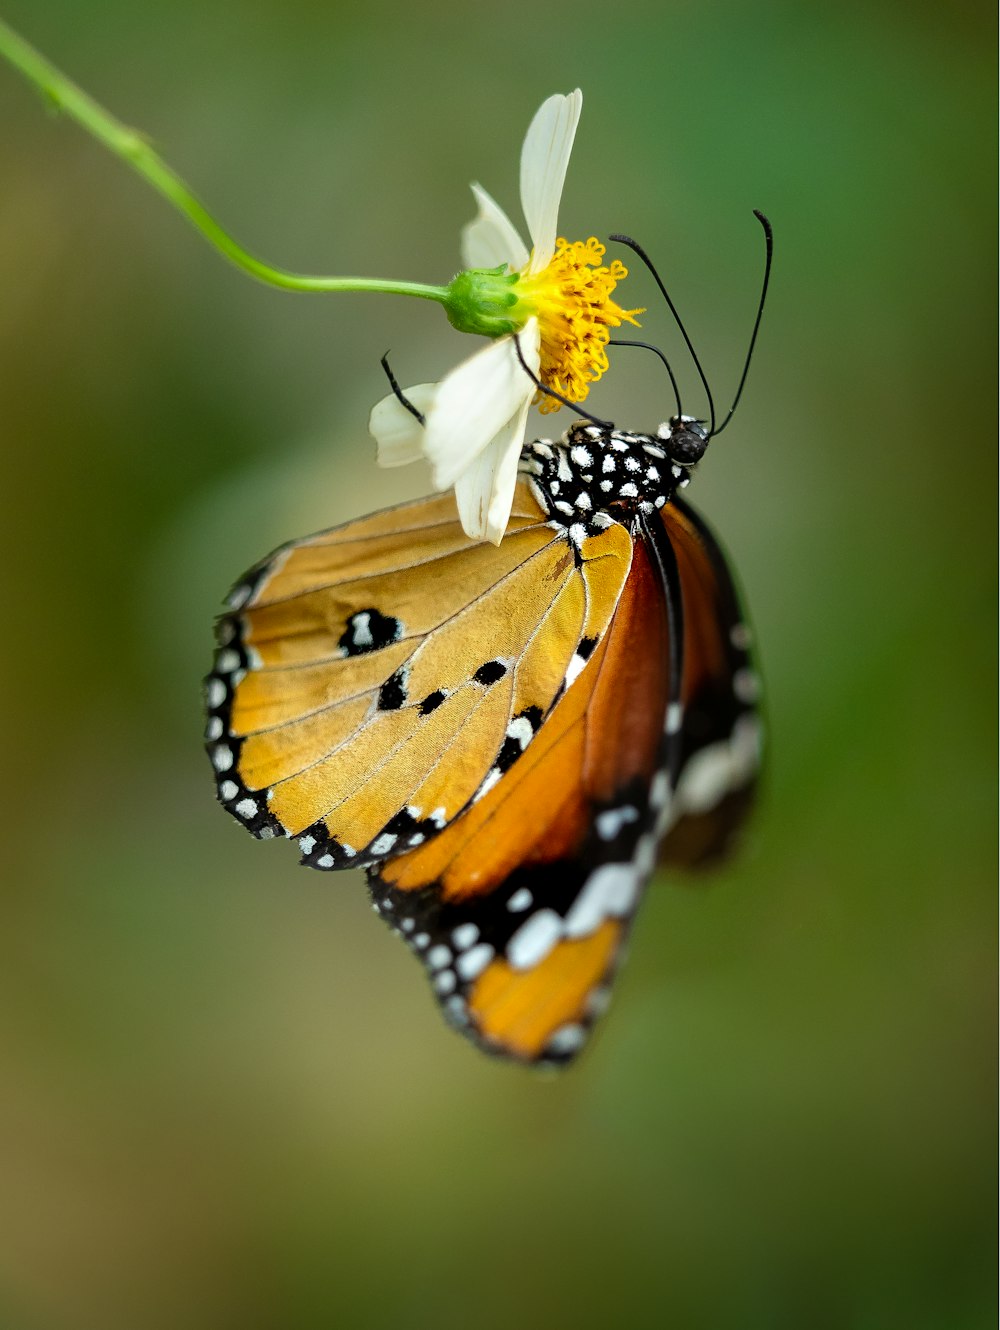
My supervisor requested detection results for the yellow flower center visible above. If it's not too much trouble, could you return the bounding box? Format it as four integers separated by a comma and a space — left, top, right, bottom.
516, 237, 642, 413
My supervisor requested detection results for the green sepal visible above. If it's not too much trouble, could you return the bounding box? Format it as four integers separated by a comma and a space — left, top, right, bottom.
443, 266, 527, 337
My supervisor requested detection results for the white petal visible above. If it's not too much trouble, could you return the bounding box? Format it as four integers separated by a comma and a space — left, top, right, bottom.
368, 383, 437, 467
424, 328, 538, 491
461, 183, 529, 271
520, 90, 582, 273
453, 396, 532, 544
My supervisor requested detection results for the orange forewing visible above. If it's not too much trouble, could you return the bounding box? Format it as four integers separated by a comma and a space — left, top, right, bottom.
379, 533, 670, 902
208, 485, 634, 866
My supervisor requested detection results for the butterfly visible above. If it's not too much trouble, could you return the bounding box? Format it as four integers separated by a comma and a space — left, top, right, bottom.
204, 216, 772, 1067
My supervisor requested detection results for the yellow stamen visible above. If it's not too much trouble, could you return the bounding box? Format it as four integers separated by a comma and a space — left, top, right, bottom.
516, 237, 642, 413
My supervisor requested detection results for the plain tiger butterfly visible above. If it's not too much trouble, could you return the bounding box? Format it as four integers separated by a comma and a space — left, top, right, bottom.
204, 214, 773, 1066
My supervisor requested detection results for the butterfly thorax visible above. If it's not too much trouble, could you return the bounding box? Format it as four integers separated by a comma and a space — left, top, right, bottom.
519, 417, 705, 533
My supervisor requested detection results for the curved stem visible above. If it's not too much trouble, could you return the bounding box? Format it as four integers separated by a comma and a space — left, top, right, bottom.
0, 18, 450, 302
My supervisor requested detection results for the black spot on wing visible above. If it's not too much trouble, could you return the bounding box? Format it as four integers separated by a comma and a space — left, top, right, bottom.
377, 667, 408, 711
418, 689, 446, 715
338, 608, 403, 657
473, 659, 508, 686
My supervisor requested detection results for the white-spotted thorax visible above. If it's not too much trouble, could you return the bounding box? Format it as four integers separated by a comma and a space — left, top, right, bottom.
518, 414, 710, 538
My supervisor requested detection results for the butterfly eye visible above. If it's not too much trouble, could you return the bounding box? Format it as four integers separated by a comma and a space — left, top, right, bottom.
667, 418, 709, 466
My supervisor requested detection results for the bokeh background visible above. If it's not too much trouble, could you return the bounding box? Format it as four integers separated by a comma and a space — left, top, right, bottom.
0, 2, 994, 1327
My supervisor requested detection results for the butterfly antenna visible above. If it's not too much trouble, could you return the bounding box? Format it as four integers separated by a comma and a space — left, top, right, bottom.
512, 335, 613, 430
609, 233, 716, 434
607, 338, 683, 417
711, 210, 773, 438
380, 352, 425, 426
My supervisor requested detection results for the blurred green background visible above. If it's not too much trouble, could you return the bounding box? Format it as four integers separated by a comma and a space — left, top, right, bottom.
0, 2, 994, 1327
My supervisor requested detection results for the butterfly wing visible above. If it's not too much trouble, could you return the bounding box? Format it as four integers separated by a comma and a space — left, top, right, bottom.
367, 498, 761, 1066
368, 521, 679, 1065
205, 485, 633, 870
205, 473, 760, 1067
658, 496, 762, 869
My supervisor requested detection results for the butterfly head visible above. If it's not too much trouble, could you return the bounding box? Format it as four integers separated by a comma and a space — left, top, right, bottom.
662, 415, 709, 467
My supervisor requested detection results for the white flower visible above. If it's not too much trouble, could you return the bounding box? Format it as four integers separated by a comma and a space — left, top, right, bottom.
369, 91, 602, 545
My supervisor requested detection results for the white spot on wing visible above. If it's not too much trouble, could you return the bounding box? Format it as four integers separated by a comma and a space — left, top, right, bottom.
676, 714, 761, 815
212, 745, 234, 772
351, 611, 373, 647
474, 768, 502, 802
546, 1024, 586, 1055
565, 653, 588, 687
595, 806, 639, 840
564, 864, 639, 939
679, 750, 727, 812
649, 769, 672, 812
506, 717, 534, 750
456, 943, 495, 981
451, 923, 480, 950
508, 909, 563, 970
733, 668, 760, 704
732, 713, 763, 772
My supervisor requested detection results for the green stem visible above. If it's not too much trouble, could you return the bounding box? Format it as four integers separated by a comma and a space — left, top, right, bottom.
0, 18, 450, 302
